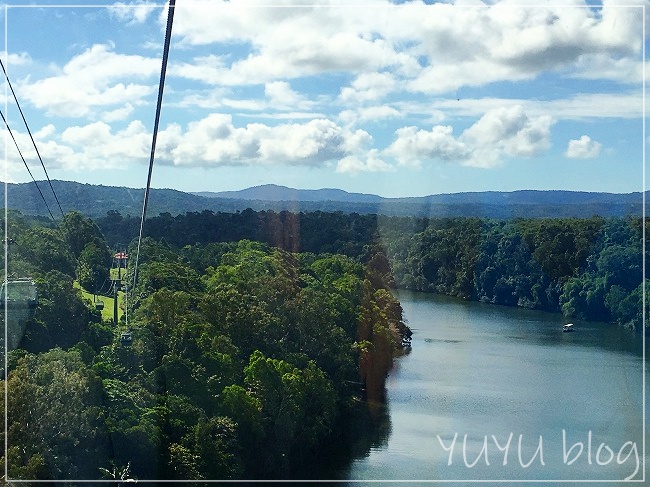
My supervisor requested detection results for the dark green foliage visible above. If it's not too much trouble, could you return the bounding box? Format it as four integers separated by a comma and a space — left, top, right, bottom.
15, 227, 75, 276
3, 207, 645, 482
377, 215, 646, 332
2, 227, 405, 480
23, 271, 101, 352
61, 211, 109, 260
105, 210, 645, 332
77, 241, 111, 293
4, 348, 111, 479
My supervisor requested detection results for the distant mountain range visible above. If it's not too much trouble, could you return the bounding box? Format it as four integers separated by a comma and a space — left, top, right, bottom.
2, 180, 646, 220
193, 185, 384, 203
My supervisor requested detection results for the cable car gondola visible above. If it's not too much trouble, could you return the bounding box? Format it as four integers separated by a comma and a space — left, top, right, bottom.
0, 278, 38, 309
1, 278, 38, 350
120, 330, 133, 346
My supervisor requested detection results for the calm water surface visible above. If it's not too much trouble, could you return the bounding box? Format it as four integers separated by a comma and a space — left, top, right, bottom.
336, 290, 647, 485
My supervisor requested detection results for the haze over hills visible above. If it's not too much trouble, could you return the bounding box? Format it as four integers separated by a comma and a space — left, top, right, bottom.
2, 180, 646, 220
196, 184, 644, 206
194, 184, 384, 203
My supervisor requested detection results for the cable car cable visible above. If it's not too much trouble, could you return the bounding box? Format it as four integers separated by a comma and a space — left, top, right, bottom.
131, 0, 176, 295
0, 109, 57, 223
0, 58, 65, 219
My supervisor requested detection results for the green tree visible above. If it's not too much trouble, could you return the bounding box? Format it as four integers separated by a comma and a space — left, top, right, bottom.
23, 271, 100, 352
6, 348, 110, 479
61, 211, 108, 260
15, 227, 75, 276
77, 241, 111, 293
243, 350, 337, 476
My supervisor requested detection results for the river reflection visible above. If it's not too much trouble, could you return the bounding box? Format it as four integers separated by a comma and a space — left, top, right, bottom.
332, 290, 647, 485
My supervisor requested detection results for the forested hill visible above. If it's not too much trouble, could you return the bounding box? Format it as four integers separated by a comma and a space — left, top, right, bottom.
2, 180, 646, 219
3, 210, 410, 480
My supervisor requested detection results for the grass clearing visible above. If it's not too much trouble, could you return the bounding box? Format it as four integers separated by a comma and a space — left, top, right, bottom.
74, 279, 125, 322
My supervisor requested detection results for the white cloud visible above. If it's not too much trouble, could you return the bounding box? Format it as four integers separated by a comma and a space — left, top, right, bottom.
415, 92, 642, 121
174, 87, 232, 109
169, 1, 415, 86
570, 54, 645, 84
565, 135, 602, 159
18, 44, 158, 117
156, 114, 364, 167
341, 128, 373, 154
26, 114, 373, 170
3, 127, 76, 179
259, 119, 346, 163
461, 105, 552, 160
4, 52, 32, 66
169, 54, 227, 85
108, 1, 158, 24
336, 150, 394, 174
339, 105, 401, 125
384, 105, 553, 168
60, 120, 150, 166
102, 103, 135, 122
161, 1, 646, 98
339, 72, 397, 103
264, 81, 312, 110
385, 125, 472, 167
34, 124, 56, 139
221, 98, 267, 111
241, 112, 329, 120
398, 2, 642, 93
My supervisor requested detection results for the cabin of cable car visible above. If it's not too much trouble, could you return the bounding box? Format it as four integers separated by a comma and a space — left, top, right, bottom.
0, 278, 38, 308
120, 331, 133, 346
1, 278, 38, 350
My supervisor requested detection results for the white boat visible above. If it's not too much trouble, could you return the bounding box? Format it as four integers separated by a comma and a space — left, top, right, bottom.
562, 323, 574, 332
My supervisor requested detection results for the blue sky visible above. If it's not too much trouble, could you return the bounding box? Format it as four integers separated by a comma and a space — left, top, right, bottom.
1, 0, 646, 197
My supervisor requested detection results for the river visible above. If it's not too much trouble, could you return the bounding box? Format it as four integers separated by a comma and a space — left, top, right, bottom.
333, 290, 647, 485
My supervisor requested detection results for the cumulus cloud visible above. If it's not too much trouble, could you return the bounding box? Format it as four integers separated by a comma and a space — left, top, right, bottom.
409, 2, 643, 92
15, 0, 644, 141
61, 120, 150, 165
386, 125, 472, 167
5, 113, 380, 173
5, 120, 150, 175
102, 103, 136, 122
3, 52, 32, 66
384, 105, 553, 168
339, 72, 397, 103
158, 1, 645, 101
565, 135, 602, 159
157, 114, 365, 167
264, 81, 313, 110
168, 2, 415, 86
176, 80, 315, 114
336, 149, 393, 174
18, 44, 158, 117
34, 124, 56, 140
339, 105, 401, 125
108, 1, 158, 24
461, 105, 553, 161
3, 127, 75, 180
7, 1, 640, 182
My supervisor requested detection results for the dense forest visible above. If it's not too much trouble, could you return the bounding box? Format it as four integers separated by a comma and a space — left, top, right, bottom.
1, 206, 646, 480
97, 209, 648, 332
1, 210, 408, 480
